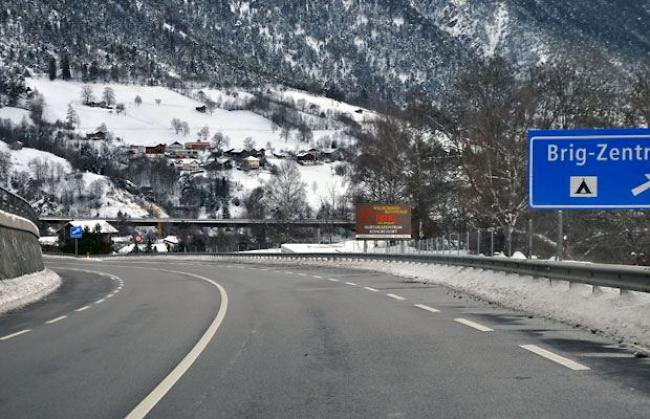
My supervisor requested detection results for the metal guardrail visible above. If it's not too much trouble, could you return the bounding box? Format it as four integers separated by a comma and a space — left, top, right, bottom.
116, 252, 650, 294
0, 186, 38, 224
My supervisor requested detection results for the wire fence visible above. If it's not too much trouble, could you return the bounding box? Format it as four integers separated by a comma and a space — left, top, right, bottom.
0, 186, 39, 224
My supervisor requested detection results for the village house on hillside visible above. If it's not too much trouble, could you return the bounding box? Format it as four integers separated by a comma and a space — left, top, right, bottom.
296, 149, 320, 165
184, 140, 211, 151
145, 144, 166, 158
242, 156, 261, 171
85, 128, 108, 141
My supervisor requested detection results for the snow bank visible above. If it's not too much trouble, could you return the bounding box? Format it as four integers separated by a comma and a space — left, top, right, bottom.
0, 269, 61, 314
200, 255, 650, 350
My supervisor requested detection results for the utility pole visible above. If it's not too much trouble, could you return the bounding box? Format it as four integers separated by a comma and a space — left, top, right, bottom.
556, 210, 563, 261
528, 218, 533, 258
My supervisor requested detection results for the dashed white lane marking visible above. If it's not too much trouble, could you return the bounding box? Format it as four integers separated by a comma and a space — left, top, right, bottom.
327, 278, 340, 282
45, 315, 67, 325
0, 329, 31, 341
454, 318, 493, 332
75, 305, 91, 312
345, 281, 358, 286
414, 304, 440, 313
313, 275, 322, 279
520, 344, 590, 371
284, 271, 294, 275
386, 293, 406, 301
95, 298, 106, 304
298, 273, 307, 277
363, 286, 379, 292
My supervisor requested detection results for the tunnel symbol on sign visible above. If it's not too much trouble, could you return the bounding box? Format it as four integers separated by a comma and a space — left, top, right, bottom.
570, 177, 598, 198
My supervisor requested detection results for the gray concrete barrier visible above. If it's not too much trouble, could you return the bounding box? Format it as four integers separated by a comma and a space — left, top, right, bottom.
0, 209, 44, 280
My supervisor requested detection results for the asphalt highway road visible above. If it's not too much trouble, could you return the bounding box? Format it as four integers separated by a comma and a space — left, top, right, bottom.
1, 257, 649, 418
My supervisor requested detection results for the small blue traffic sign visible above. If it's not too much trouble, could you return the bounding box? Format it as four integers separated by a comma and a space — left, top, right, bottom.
70, 226, 83, 239
529, 128, 650, 209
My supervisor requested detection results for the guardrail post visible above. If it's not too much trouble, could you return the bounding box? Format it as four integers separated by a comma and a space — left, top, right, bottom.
477, 229, 481, 255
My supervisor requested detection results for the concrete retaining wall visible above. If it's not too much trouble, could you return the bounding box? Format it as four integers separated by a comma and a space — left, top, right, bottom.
0, 209, 44, 280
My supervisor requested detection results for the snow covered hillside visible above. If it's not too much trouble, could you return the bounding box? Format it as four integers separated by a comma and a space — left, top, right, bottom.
26, 79, 364, 151
0, 141, 164, 218
9, 78, 362, 217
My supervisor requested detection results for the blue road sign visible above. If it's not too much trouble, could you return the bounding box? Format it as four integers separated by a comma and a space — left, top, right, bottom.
70, 225, 83, 239
529, 128, 650, 209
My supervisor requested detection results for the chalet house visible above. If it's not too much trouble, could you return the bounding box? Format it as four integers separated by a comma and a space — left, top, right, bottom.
167, 141, 184, 152
273, 151, 289, 159
195, 105, 207, 113
8, 141, 23, 150
172, 159, 203, 172
225, 148, 266, 160
205, 156, 233, 171
242, 156, 261, 171
86, 129, 108, 141
185, 140, 211, 152
145, 144, 166, 157
321, 148, 344, 162
296, 149, 320, 165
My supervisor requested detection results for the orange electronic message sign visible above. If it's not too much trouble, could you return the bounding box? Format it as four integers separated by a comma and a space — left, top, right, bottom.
355, 204, 412, 239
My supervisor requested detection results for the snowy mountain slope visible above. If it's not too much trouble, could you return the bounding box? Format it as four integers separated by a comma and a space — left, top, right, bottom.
4, 0, 648, 104
27, 79, 358, 152
0, 141, 165, 218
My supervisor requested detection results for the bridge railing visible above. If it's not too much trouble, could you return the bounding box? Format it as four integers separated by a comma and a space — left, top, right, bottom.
110, 251, 650, 294
0, 186, 38, 224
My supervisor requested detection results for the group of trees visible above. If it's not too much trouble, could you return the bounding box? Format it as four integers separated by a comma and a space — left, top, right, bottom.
348, 52, 650, 263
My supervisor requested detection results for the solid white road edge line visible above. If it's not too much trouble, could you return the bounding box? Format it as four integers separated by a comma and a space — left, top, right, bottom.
386, 293, 406, 301
414, 304, 440, 313
520, 344, 590, 371
45, 315, 67, 324
75, 305, 91, 312
454, 318, 494, 332
125, 269, 228, 419
0, 329, 31, 341
363, 286, 379, 292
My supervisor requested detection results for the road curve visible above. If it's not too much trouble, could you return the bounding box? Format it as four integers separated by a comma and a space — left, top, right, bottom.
0, 257, 649, 419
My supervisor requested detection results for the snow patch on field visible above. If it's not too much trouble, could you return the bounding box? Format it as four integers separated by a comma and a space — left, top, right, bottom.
0, 269, 61, 315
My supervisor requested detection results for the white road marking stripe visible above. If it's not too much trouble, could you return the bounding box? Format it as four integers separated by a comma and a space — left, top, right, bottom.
284, 271, 294, 275
327, 278, 340, 282
298, 273, 307, 277
414, 304, 440, 313
45, 315, 67, 325
313, 275, 322, 279
0, 329, 31, 341
125, 270, 228, 419
386, 293, 406, 301
363, 286, 379, 292
106, 294, 114, 298
75, 305, 91, 312
345, 281, 358, 286
454, 318, 493, 332
520, 345, 590, 371
95, 299, 105, 304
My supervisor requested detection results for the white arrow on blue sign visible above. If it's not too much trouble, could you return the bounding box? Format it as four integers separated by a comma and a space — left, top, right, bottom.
529, 128, 650, 209
70, 226, 84, 239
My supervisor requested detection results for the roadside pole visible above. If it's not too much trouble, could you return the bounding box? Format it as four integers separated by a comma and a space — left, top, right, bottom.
74, 238, 78, 257
556, 210, 563, 261
477, 229, 481, 255
528, 218, 533, 258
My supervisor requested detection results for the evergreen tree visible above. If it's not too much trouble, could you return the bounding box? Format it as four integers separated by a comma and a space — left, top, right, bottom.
61, 54, 71, 80
48, 57, 57, 81
66, 104, 80, 128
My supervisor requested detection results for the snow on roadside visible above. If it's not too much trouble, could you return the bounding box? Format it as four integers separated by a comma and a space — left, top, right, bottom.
171, 255, 650, 350
0, 269, 62, 315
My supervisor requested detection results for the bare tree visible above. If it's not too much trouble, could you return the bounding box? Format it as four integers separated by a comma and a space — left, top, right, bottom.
102, 86, 116, 107
81, 85, 95, 105
171, 118, 183, 134
211, 131, 230, 151
197, 126, 210, 142
262, 160, 308, 221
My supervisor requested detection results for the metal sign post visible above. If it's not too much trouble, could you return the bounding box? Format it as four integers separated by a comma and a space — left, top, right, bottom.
70, 226, 83, 257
